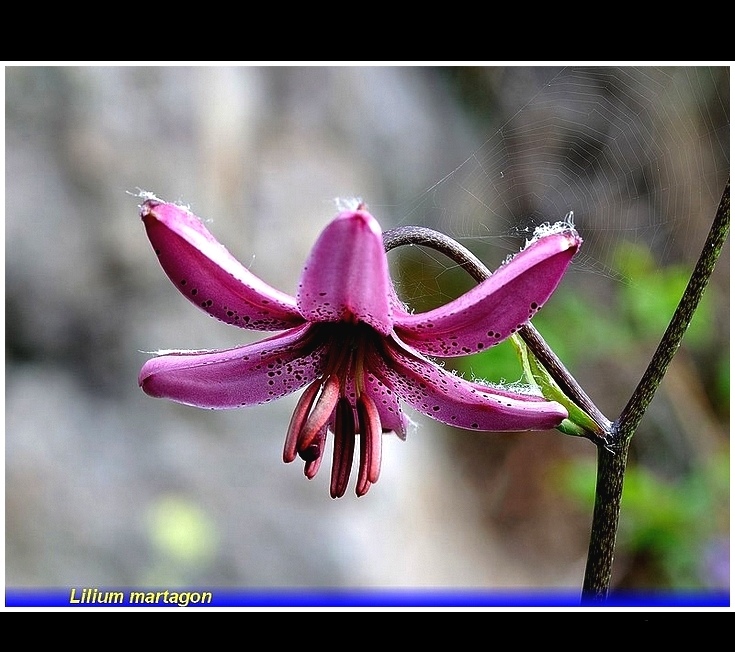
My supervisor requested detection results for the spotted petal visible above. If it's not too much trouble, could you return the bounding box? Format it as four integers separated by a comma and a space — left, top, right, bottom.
393, 230, 581, 357
139, 324, 325, 408
297, 209, 394, 336
141, 199, 304, 331
349, 374, 410, 439
371, 337, 568, 432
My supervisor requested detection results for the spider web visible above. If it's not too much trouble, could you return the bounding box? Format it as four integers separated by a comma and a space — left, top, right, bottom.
395, 66, 729, 283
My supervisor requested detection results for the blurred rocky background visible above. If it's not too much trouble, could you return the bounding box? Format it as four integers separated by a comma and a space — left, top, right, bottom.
5, 66, 729, 595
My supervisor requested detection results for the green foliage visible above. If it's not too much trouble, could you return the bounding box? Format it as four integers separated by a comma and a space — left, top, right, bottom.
613, 241, 713, 345
554, 451, 729, 588
509, 334, 600, 438
141, 494, 219, 586
147, 495, 218, 564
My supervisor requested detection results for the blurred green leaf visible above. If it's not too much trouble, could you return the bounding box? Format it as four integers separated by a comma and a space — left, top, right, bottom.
147, 495, 218, 565
553, 451, 729, 588
613, 241, 712, 345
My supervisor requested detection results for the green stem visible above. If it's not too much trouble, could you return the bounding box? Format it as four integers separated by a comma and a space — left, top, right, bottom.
582, 179, 730, 602
581, 440, 630, 602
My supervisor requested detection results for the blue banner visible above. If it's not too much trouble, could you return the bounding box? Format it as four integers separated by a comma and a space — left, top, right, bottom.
5, 587, 729, 608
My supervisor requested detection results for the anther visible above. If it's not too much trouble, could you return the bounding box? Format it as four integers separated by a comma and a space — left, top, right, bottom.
298, 374, 340, 454
303, 426, 326, 480
283, 378, 322, 463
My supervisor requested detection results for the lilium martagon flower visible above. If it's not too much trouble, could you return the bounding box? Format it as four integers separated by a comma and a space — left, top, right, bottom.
138, 195, 581, 498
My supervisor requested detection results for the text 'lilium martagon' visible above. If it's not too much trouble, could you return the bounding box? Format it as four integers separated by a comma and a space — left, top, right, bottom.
138, 196, 582, 498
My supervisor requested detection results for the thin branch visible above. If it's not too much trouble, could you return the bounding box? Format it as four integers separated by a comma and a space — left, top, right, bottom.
581, 441, 630, 602
582, 179, 730, 602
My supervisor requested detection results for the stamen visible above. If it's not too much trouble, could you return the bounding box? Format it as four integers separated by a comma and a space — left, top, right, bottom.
297, 374, 340, 453
356, 393, 382, 496
283, 378, 322, 463
330, 397, 356, 499
284, 326, 383, 496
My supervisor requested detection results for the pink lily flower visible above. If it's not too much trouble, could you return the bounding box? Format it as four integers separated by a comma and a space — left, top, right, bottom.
138, 198, 581, 497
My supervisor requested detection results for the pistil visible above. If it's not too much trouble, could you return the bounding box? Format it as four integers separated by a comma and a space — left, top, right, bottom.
330, 397, 356, 498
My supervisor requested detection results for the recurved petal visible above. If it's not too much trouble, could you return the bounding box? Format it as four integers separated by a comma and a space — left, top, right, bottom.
393, 229, 581, 357
297, 208, 394, 336
372, 337, 568, 432
362, 372, 410, 440
139, 324, 325, 408
141, 199, 304, 331
340, 374, 409, 440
